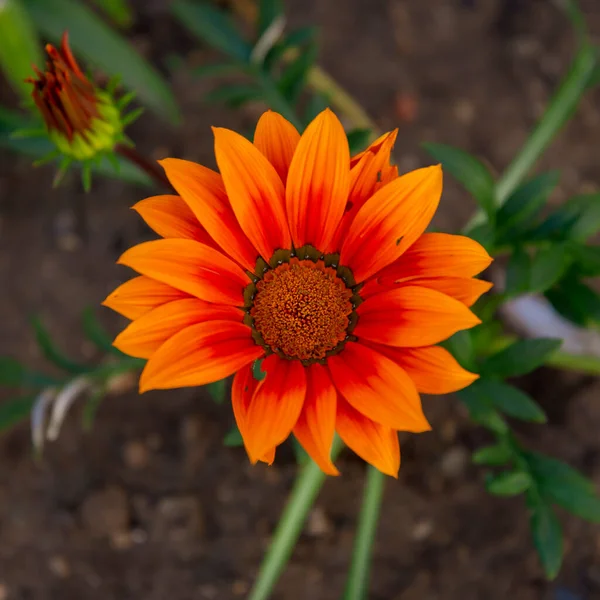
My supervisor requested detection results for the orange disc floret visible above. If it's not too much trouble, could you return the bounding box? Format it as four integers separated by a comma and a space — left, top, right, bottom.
104, 108, 493, 477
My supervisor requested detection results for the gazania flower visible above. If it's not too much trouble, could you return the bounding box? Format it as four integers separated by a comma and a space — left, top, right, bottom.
27, 32, 122, 162
104, 109, 492, 477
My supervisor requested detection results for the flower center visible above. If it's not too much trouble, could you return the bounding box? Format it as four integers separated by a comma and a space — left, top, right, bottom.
250, 257, 354, 362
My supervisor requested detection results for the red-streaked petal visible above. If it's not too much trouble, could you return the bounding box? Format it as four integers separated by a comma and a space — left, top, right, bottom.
355, 286, 481, 347
350, 130, 394, 167
213, 127, 290, 261
159, 159, 258, 271
285, 109, 350, 252
328, 342, 429, 432
253, 110, 300, 184
376, 233, 493, 281
102, 276, 189, 320
340, 165, 442, 282
365, 342, 479, 395
336, 397, 400, 477
232, 364, 273, 464
132, 195, 212, 244
243, 355, 306, 463
139, 321, 262, 392
293, 364, 339, 476
369, 276, 493, 307
117, 239, 248, 306
113, 298, 243, 359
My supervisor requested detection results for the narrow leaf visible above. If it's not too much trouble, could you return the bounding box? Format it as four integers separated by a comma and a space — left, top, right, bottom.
346, 128, 372, 155
472, 443, 512, 466
457, 383, 508, 434
204, 84, 262, 107
31, 317, 89, 374
206, 378, 227, 404
278, 42, 317, 103
529, 244, 571, 293
477, 379, 546, 423
258, 0, 284, 37
0, 396, 36, 433
486, 470, 532, 496
482, 338, 562, 378
0, 0, 43, 98
496, 172, 559, 243
505, 247, 531, 296
546, 279, 600, 326
82, 308, 124, 356
423, 143, 496, 221
23, 0, 180, 123
171, 0, 251, 62
530, 502, 563, 579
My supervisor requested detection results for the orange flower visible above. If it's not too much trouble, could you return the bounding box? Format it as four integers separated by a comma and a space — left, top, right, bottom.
104, 109, 492, 477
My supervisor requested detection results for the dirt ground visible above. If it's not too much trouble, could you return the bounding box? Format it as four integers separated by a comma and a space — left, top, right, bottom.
1, 0, 600, 598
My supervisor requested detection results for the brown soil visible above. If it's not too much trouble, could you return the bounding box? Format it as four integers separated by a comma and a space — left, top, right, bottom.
1, 1, 600, 599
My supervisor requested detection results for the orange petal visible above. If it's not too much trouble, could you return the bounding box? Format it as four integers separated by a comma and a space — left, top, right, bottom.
243, 355, 306, 463
213, 127, 290, 261
118, 239, 248, 306
372, 276, 493, 307
113, 298, 243, 359
365, 342, 479, 395
159, 159, 258, 271
328, 342, 430, 432
355, 286, 481, 347
139, 320, 263, 392
336, 397, 400, 477
132, 195, 213, 245
102, 276, 189, 320
340, 165, 442, 282
376, 233, 493, 282
253, 110, 300, 184
350, 130, 395, 167
285, 109, 350, 252
293, 364, 339, 476
232, 364, 275, 465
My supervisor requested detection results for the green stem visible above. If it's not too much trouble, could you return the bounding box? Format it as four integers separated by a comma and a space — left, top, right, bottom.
495, 44, 597, 205
342, 466, 386, 600
248, 437, 344, 600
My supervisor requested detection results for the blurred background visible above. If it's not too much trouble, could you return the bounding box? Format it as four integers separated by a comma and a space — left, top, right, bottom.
1, 1, 600, 598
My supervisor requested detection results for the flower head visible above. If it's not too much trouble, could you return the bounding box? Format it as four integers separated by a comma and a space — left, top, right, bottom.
104, 109, 492, 477
27, 32, 122, 161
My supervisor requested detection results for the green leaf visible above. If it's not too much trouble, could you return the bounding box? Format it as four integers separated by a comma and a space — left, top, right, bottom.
546, 279, 600, 326
192, 62, 243, 79
442, 330, 475, 370
476, 379, 546, 423
495, 172, 559, 243
31, 316, 89, 374
82, 386, 105, 431
171, 0, 251, 63
0, 395, 36, 433
82, 308, 123, 356
505, 247, 531, 296
206, 378, 227, 404
423, 143, 495, 221
481, 338, 562, 378
204, 84, 262, 107
457, 383, 508, 434
525, 451, 600, 522
258, 0, 284, 37
0, 0, 43, 98
23, 0, 180, 124
346, 128, 372, 155
466, 222, 495, 251
0, 357, 57, 388
529, 244, 572, 293
530, 194, 600, 242
472, 443, 512, 466
278, 42, 317, 103
486, 470, 532, 496
223, 424, 244, 447
570, 244, 600, 277
92, 0, 134, 28
530, 501, 563, 579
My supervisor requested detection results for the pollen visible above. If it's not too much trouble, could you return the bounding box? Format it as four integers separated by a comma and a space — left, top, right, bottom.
251, 258, 354, 361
